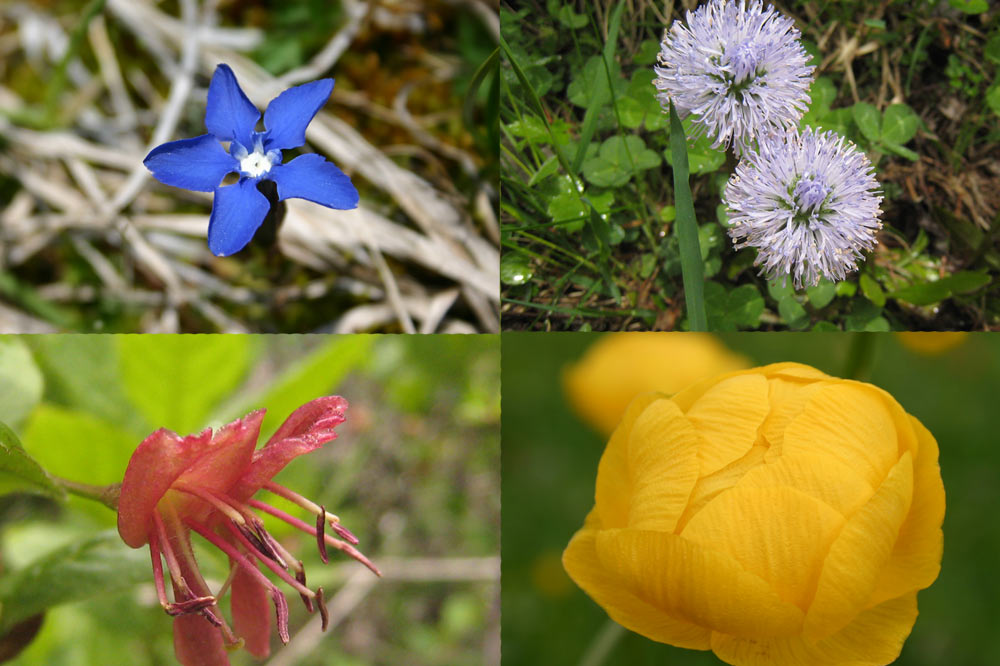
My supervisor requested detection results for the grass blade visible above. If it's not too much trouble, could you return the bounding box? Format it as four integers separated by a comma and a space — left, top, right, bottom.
669, 103, 707, 331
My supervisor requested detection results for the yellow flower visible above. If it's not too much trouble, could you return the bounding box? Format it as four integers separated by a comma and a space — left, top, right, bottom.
563, 363, 944, 666
563, 333, 748, 436
895, 332, 968, 355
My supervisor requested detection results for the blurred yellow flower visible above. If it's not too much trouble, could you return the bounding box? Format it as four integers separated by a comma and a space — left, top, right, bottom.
563, 363, 944, 666
895, 332, 968, 355
563, 333, 748, 436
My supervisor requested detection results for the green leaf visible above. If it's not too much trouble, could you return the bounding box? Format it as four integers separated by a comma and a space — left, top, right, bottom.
582, 135, 660, 187
851, 102, 881, 143
225, 337, 373, 441
986, 83, 1000, 116
500, 254, 534, 286
986, 34, 1000, 65
881, 142, 920, 161
778, 297, 809, 329
881, 104, 920, 146
23, 337, 145, 435
663, 119, 726, 174
948, 0, 988, 14
0, 530, 150, 634
21, 405, 140, 486
119, 336, 252, 434
633, 39, 660, 66
859, 273, 886, 307
890, 271, 990, 305
812, 321, 841, 332
554, 4, 587, 28
0, 422, 64, 500
0, 338, 43, 430
806, 280, 836, 308
705, 283, 764, 331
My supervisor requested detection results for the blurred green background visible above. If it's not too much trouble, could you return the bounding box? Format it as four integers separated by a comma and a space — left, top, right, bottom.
0, 334, 499, 665
502, 332, 1000, 666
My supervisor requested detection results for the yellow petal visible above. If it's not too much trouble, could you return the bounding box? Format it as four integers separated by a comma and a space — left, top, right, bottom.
594, 392, 664, 529
738, 451, 873, 517
595, 528, 805, 638
868, 416, 944, 606
686, 374, 770, 476
681, 487, 844, 609
804, 452, 914, 641
677, 445, 768, 533
623, 398, 700, 532
779, 382, 900, 489
760, 378, 823, 453
562, 525, 711, 650
711, 591, 918, 666
672, 363, 829, 414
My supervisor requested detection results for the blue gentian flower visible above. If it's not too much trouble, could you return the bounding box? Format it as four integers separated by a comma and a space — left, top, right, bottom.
144, 64, 359, 256
654, 0, 814, 154
724, 126, 883, 288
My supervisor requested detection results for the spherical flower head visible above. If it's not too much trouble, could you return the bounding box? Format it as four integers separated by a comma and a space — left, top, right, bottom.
654, 0, 814, 154
724, 126, 884, 289
562, 333, 748, 436
563, 363, 944, 666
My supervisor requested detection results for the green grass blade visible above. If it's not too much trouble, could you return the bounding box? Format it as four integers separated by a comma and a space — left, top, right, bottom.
669, 103, 707, 331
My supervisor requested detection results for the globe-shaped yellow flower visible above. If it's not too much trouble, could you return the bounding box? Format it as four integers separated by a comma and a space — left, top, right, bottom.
563, 363, 944, 666
563, 333, 748, 436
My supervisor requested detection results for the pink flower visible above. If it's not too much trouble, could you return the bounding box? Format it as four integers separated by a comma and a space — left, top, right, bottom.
117, 396, 380, 666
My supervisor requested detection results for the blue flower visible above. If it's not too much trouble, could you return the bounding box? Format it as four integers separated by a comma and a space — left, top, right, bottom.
144, 64, 359, 256
654, 0, 814, 154
724, 126, 883, 289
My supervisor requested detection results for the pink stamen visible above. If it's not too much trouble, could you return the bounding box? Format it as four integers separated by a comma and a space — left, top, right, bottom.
186, 518, 295, 644
174, 484, 247, 525
261, 482, 356, 542
148, 531, 171, 609
222, 521, 316, 599
248, 499, 382, 577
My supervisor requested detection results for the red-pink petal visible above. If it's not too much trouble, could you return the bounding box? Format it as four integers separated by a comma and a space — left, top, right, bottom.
118, 410, 265, 548
229, 397, 348, 500
118, 427, 212, 548
230, 559, 272, 658
173, 614, 230, 666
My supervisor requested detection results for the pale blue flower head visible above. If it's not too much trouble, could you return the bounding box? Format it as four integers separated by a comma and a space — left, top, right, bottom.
724, 126, 883, 289
144, 64, 359, 256
654, 0, 814, 154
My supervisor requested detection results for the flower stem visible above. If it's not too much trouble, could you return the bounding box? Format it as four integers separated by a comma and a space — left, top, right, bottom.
669, 103, 707, 331
843, 332, 877, 380
49, 475, 120, 511
577, 619, 626, 666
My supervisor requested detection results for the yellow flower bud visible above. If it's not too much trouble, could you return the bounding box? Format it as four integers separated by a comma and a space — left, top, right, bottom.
563, 362, 944, 666
895, 332, 968, 355
563, 333, 748, 436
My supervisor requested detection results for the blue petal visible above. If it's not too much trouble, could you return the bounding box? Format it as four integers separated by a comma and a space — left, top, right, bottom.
205, 64, 260, 146
268, 153, 359, 209
207, 179, 270, 256
262, 79, 334, 151
143, 134, 237, 192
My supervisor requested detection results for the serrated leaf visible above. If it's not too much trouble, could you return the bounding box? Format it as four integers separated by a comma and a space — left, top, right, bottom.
852, 102, 881, 143
119, 336, 252, 435
583, 135, 661, 187
881, 104, 919, 146
0, 422, 64, 500
0, 530, 150, 633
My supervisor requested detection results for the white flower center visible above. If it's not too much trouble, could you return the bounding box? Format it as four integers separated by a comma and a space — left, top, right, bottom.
240, 150, 273, 178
